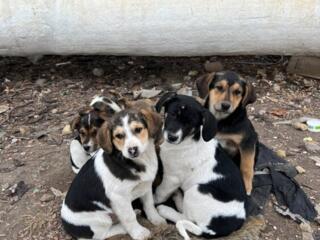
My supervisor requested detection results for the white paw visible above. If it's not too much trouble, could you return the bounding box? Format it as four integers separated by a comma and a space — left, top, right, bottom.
131, 226, 151, 240
149, 214, 167, 226
156, 205, 168, 218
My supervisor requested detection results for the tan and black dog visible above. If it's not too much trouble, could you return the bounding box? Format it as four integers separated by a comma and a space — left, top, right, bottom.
196, 70, 257, 195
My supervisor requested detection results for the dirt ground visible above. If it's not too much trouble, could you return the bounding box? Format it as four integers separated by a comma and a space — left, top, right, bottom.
0, 56, 319, 240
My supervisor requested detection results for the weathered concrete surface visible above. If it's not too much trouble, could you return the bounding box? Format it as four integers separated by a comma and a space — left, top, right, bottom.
0, 0, 320, 56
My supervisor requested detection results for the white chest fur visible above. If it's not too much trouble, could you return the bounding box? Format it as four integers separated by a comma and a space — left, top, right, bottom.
160, 137, 222, 190
95, 141, 158, 199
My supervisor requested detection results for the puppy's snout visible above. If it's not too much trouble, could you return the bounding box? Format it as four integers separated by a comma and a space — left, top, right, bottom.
128, 146, 139, 158
83, 145, 90, 152
221, 102, 231, 111
167, 134, 178, 143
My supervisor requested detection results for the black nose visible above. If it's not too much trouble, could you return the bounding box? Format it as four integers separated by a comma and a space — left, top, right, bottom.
128, 146, 139, 157
167, 134, 178, 142
221, 102, 231, 111
83, 146, 90, 151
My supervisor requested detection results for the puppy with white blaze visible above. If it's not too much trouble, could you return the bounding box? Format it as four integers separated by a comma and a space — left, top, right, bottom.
154, 93, 247, 239
61, 108, 166, 240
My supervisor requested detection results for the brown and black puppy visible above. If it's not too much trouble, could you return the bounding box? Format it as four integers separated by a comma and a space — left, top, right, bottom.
196, 70, 257, 195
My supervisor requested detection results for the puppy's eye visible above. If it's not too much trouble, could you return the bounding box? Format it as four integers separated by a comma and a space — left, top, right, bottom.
79, 130, 85, 135
216, 86, 224, 92
234, 90, 242, 95
115, 133, 125, 139
135, 127, 143, 134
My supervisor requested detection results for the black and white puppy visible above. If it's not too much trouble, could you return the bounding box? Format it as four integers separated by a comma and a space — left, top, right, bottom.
61, 108, 166, 240
69, 96, 122, 173
154, 93, 247, 239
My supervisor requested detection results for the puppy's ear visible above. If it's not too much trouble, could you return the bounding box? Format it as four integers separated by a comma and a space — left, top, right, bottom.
140, 109, 163, 140
70, 115, 81, 131
155, 92, 177, 113
201, 109, 217, 142
242, 82, 256, 106
196, 73, 216, 99
97, 122, 113, 153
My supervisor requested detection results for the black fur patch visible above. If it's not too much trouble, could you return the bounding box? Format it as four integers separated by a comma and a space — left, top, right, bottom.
202, 216, 244, 238
103, 150, 146, 181
198, 146, 246, 202
64, 158, 111, 212
61, 219, 94, 239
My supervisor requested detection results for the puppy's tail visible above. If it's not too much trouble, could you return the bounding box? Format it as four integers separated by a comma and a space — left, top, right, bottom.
176, 220, 215, 240
90, 96, 122, 113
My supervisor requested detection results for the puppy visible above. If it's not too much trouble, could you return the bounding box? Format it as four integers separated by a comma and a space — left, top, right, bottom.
154, 93, 246, 239
196, 71, 257, 195
61, 108, 166, 240
69, 96, 122, 173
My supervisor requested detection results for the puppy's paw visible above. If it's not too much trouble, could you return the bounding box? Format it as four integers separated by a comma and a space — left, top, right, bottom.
156, 205, 169, 218
149, 214, 166, 226
131, 226, 151, 240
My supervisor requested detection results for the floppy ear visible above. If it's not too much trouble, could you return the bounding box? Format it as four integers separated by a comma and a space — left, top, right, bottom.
97, 122, 113, 153
242, 82, 257, 106
196, 73, 216, 99
140, 109, 163, 140
201, 109, 217, 142
70, 115, 81, 131
155, 92, 177, 113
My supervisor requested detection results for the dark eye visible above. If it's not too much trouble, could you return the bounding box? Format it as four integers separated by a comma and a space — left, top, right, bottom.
135, 127, 142, 134
115, 133, 125, 139
79, 130, 85, 135
216, 86, 224, 92
234, 90, 242, 95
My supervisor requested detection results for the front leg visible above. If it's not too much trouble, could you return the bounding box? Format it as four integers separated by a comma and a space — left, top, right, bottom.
141, 187, 166, 225
111, 194, 150, 240
154, 175, 180, 204
239, 144, 256, 195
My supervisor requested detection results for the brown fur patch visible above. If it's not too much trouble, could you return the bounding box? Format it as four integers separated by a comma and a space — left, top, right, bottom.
196, 72, 216, 98
242, 82, 256, 106
112, 126, 125, 152
216, 133, 243, 146
140, 109, 163, 144
97, 122, 113, 153
240, 147, 256, 195
130, 121, 149, 145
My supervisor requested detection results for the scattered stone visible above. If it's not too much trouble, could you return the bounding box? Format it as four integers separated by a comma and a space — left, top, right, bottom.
303, 137, 313, 142
11, 138, 18, 144
19, 126, 31, 136
5, 181, 29, 203
51, 109, 58, 114
258, 109, 267, 116
35, 78, 47, 87
92, 68, 104, 77
292, 122, 308, 131
40, 193, 55, 202
183, 76, 192, 81
177, 87, 192, 96
0, 104, 9, 114
204, 61, 223, 73
171, 83, 183, 90
1, 183, 10, 192
299, 222, 313, 240
134, 88, 162, 99
274, 72, 285, 82
273, 84, 281, 92
303, 79, 313, 87
309, 156, 320, 167
62, 124, 72, 135
50, 187, 65, 197
295, 165, 306, 174
276, 150, 286, 158
304, 141, 320, 154
188, 70, 199, 76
